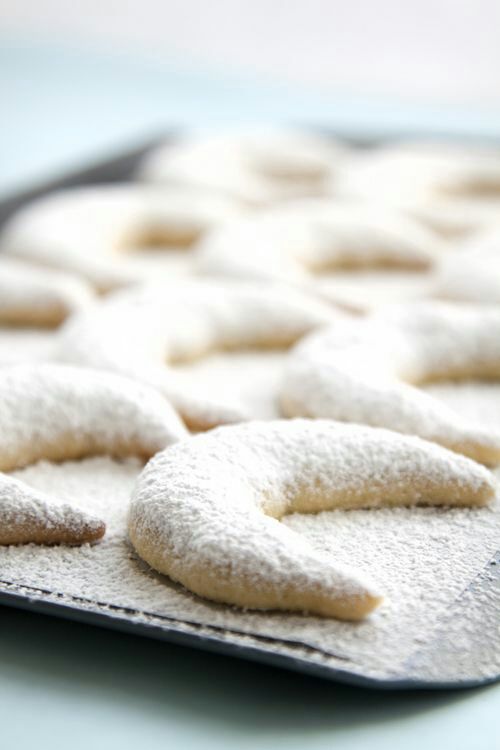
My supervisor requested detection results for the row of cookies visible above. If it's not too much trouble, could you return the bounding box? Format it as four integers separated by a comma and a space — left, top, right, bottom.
1, 129, 500, 622
2, 130, 500, 319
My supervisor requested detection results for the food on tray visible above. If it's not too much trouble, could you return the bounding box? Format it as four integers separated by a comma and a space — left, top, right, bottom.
1, 130, 499, 626
0, 472, 104, 545
195, 201, 443, 293
0, 257, 93, 327
281, 302, 500, 464
129, 419, 494, 620
0, 363, 186, 472
0, 185, 246, 291
336, 141, 500, 203
54, 280, 341, 430
138, 128, 346, 204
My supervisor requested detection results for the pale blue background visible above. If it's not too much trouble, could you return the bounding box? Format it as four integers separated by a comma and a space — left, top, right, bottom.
1, 36, 499, 749
3, 36, 500, 195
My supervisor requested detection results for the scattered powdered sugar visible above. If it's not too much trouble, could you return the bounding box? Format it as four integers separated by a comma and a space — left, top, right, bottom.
1, 270, 499, 682
128, 419, 494, 621
0, 352, 499, 681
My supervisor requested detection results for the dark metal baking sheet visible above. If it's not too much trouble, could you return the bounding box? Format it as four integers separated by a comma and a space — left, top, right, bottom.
0, 133, 499, 690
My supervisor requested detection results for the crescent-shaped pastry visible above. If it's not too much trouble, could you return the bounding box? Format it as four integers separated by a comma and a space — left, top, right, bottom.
280, 303, 500, 464
336, 142, 500, 204
54, 281, 340, 431
195, 201, 442, 290
0, 257, 94, 327
0, 185, 246, 291
0, 473, 105, 545
138, 129, 345, 204
0, 363, 187, 472
129, 420, 495, 620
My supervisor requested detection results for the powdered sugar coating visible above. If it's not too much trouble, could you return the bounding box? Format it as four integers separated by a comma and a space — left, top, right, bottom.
333, 143, 500, 238
0, 257, 94, 327
129, 419, 494, 620
195, 200, 443, 297
405, 196, 500, 238
0, 363, 187, 472
0, 184, 246, 291
281, 302, 500, 464
54, 280, 340, 430
138, 129, 345, 204
0, 472, 105, 545
0, 389, 498, 681
336, 142, 500, 204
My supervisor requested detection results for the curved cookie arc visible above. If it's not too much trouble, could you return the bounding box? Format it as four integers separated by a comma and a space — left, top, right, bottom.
54, 281, 340, 430
128, 420, 495, 620
0, 473, 105, 545
0, 363, 187, 472
280, 303, 500, 464
138, 129, 345, 204
195, 201, 442, 292
0, 185, 246, 291
0, 258, 94, 327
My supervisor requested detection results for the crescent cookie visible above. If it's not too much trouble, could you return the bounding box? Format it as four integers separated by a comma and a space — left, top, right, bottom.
0, 363, 187, 473
280, 303, 500, 464
129, 420, 495, 621
0, 257, 94, 327
0, 473, 105, 545
404, 196, 500, 239
195, 201, 443, 290
337, 142, 500, 204
138, 129, 346, 204
54, 281, 340, 431
0, 185, 246, 291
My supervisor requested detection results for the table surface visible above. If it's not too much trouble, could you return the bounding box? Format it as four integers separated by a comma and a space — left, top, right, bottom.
1, 33, 499, 749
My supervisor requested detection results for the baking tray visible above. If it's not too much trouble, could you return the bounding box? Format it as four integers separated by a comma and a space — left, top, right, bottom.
0, 134, 499, 690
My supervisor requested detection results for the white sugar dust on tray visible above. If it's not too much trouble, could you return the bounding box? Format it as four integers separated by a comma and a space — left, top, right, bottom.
1, 134, 499, 685
0, 379, 498, 682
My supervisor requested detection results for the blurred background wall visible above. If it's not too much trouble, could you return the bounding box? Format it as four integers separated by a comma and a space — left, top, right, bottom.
2, 0, 500, 106
1, 1, 499, 193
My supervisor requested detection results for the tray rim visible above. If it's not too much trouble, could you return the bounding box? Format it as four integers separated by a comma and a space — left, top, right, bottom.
1, 580, 497, 692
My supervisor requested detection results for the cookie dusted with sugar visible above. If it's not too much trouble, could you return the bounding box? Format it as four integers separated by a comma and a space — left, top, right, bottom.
0, 257, 94, 327
129, 419, 495, 621
137, 129, 346, 204
333, 142, 500, 237
0, 473, 105, 545
281, 302, 500, 464
54, 280, 341, 431
0, 184, 246, 291
0, 363, 187, 472
195, 200, 443, 295
336, 141, 500, 204
403, 196, 500, 239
